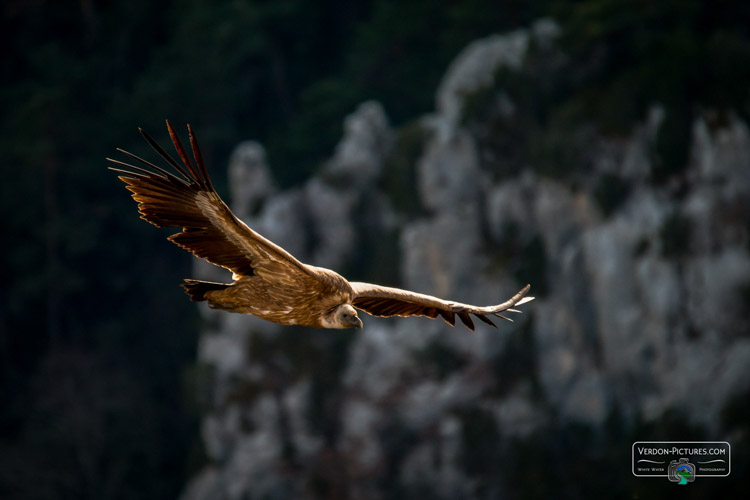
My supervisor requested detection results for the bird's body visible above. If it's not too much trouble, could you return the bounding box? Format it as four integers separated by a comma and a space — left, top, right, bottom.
186, 267, 354, 328
109, 121, 533, 330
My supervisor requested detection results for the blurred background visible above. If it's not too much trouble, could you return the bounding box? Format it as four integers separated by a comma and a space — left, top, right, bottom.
2, 0, 749, 498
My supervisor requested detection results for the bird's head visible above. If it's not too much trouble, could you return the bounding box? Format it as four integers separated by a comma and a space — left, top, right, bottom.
330, 304, 363, 330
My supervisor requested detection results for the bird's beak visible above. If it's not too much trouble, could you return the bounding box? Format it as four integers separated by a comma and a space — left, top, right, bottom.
354, 317, 363, 330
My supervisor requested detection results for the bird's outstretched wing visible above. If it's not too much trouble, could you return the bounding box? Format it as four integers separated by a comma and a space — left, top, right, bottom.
107, 121, 312, 281
350, 282, 534, 331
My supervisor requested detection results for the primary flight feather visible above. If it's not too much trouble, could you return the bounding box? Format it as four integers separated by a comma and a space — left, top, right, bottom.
108, 121, 534, 330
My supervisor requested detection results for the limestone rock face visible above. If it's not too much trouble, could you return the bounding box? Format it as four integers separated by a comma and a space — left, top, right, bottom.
325, 100, 392, 187
182, 24, 750, 500
228, 141, 275, 220
416, 130, 483, 213
435, 19, 559, 141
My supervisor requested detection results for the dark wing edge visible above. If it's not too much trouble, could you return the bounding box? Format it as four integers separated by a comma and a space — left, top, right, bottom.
107, 120, 308, 278
350, 282, 534, 331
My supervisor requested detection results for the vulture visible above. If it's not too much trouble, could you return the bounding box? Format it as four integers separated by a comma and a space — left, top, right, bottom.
108, 121, 534, 330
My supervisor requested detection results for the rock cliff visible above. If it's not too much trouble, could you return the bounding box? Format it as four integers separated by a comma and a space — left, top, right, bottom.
183, 20, 750, 499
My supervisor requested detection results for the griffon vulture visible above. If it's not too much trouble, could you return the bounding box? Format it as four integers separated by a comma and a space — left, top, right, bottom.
108, 121, 534, 330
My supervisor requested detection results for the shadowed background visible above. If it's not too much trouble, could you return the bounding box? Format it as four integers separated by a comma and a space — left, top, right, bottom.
1, 1, 749, 498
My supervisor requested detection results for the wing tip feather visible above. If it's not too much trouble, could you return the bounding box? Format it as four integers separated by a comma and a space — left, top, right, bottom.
476, 314, 497, 328
457, 312, 475, 331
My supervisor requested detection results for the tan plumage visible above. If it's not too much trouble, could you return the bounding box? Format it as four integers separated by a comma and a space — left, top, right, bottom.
108, 121, 534, 330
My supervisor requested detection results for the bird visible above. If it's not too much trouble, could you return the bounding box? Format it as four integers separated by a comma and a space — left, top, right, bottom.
108, 121, 534, 331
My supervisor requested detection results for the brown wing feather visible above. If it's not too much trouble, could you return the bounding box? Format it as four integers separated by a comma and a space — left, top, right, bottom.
108, 121, 313, 280
351, 283, 534, 331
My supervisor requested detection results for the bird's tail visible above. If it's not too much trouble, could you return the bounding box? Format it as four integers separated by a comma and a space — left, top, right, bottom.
181, 279, 231, 302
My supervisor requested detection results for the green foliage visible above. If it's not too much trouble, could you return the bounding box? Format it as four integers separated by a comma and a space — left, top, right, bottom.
490, 313, 540, 398
381, 120, 429, 216
347, 225, 402, 287
244, 327, 356, 441
413, 338, 470, 380
490, 222, 550, 297
555, 0, 750, 179
633, 236, 652, 258
735, 282, 750, 337
659, 211, 692, 258
653, 105, 692, 181
460, 41, 596, 181
343, 0, 552, 125
456, 406, 502, 479
593, 173, 631, 217
462, 0, 750, 184
514, 235, 549, 296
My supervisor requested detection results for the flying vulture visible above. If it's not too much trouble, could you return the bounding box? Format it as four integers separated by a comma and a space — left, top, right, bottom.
108, 121, 534, 330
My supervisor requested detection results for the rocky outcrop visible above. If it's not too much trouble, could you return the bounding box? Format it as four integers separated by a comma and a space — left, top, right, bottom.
183, 22, 750, 500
